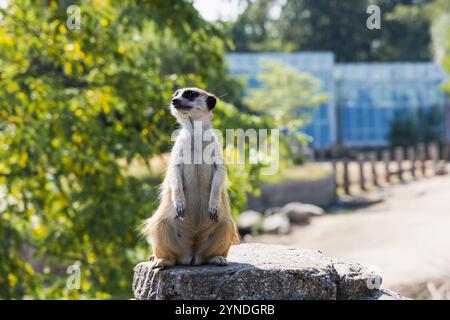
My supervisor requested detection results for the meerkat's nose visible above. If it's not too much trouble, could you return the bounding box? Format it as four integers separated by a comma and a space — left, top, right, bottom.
172, 98, 180, 105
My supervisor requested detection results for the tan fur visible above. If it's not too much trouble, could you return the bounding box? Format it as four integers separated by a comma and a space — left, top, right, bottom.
141, 88, 240, 268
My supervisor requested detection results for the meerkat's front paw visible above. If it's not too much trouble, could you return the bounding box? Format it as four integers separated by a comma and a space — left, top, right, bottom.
174, 202, 185, 220
151, 258, 175, 269
208, 206, 218, 221
208, 256, 228, 266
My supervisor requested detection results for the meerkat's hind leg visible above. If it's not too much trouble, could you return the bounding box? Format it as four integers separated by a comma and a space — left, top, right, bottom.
208, 256, 228, 266
151, 258, 176, 269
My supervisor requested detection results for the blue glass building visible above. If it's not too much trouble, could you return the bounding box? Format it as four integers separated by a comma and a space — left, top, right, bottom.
227, 52, 448, 148
336, 62, 447, 147
228, 52, 337, 149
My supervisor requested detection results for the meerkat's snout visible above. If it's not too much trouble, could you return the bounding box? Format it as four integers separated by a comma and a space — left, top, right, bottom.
171, 97, 188, 110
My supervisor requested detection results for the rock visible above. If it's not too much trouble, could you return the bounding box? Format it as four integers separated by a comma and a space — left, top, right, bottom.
363, 289, 410, 300
264, 207, 281, 216
280, 202, 324, 223
237, 210, 263, 234
333, 259, 381, 299
246, 175, 337, 212
262, 212, 291, 234
435, 163, 449, 176
336, 194, 384, 209
132, 243, 407, 300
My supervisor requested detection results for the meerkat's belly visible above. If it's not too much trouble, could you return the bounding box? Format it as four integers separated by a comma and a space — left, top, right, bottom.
182, 164, 213, 224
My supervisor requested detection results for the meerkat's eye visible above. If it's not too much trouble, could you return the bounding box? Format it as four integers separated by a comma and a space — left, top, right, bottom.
173, 90, 180, 97
182, 90, 200, 101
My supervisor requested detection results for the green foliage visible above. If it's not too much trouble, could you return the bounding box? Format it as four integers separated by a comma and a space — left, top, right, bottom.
244, 60, 327, 163
0, 0, 264, 299
429, 0, 450, 92
228, 0, 294, 52
213, 101, 276, 215
388, 106, 445, 147
378, 1, 433, 61
230, 0, 434, 62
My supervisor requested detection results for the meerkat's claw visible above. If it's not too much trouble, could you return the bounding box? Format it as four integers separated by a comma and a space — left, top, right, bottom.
151, 258, 176, 269
175, 204, 185, 220
208, 256, 228, 266
209, 207, 218, 221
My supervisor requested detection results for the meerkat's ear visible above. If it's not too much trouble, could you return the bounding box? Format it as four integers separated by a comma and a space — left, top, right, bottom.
206, 95, 217, 110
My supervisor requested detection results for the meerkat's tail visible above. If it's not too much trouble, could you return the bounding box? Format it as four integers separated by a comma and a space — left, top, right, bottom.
222, 189, 241, 245
139, 179, 172, 238
229, 219, 241, 246
139, 216, 156, 238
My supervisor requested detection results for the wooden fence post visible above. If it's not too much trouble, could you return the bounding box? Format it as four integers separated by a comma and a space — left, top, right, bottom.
383, 149, 391, 183
407, 146, 416, 179
369, 151, 379, 187
444, 143, 450, 162
332, 159, 337, 196
343, 158, 350, 195
418, 143, 426, 176
428, 142, 438, 175
357, 153, 367, 191
395, 147, 404, 182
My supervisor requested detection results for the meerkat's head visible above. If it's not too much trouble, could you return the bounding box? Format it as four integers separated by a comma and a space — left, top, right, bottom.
170, 87, 217, 121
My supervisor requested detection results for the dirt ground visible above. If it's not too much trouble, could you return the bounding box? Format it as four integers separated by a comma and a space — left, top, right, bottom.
247, 173, 450, 298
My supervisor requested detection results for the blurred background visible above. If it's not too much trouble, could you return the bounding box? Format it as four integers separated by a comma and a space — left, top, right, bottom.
0, 0, 449, 299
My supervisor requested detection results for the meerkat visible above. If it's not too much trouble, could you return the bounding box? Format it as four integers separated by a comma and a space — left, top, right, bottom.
142, 87, 240, 269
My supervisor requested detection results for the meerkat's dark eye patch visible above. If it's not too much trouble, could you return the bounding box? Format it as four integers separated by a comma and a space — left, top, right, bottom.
182, 90, 200, 101
206, 95, 217, 110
